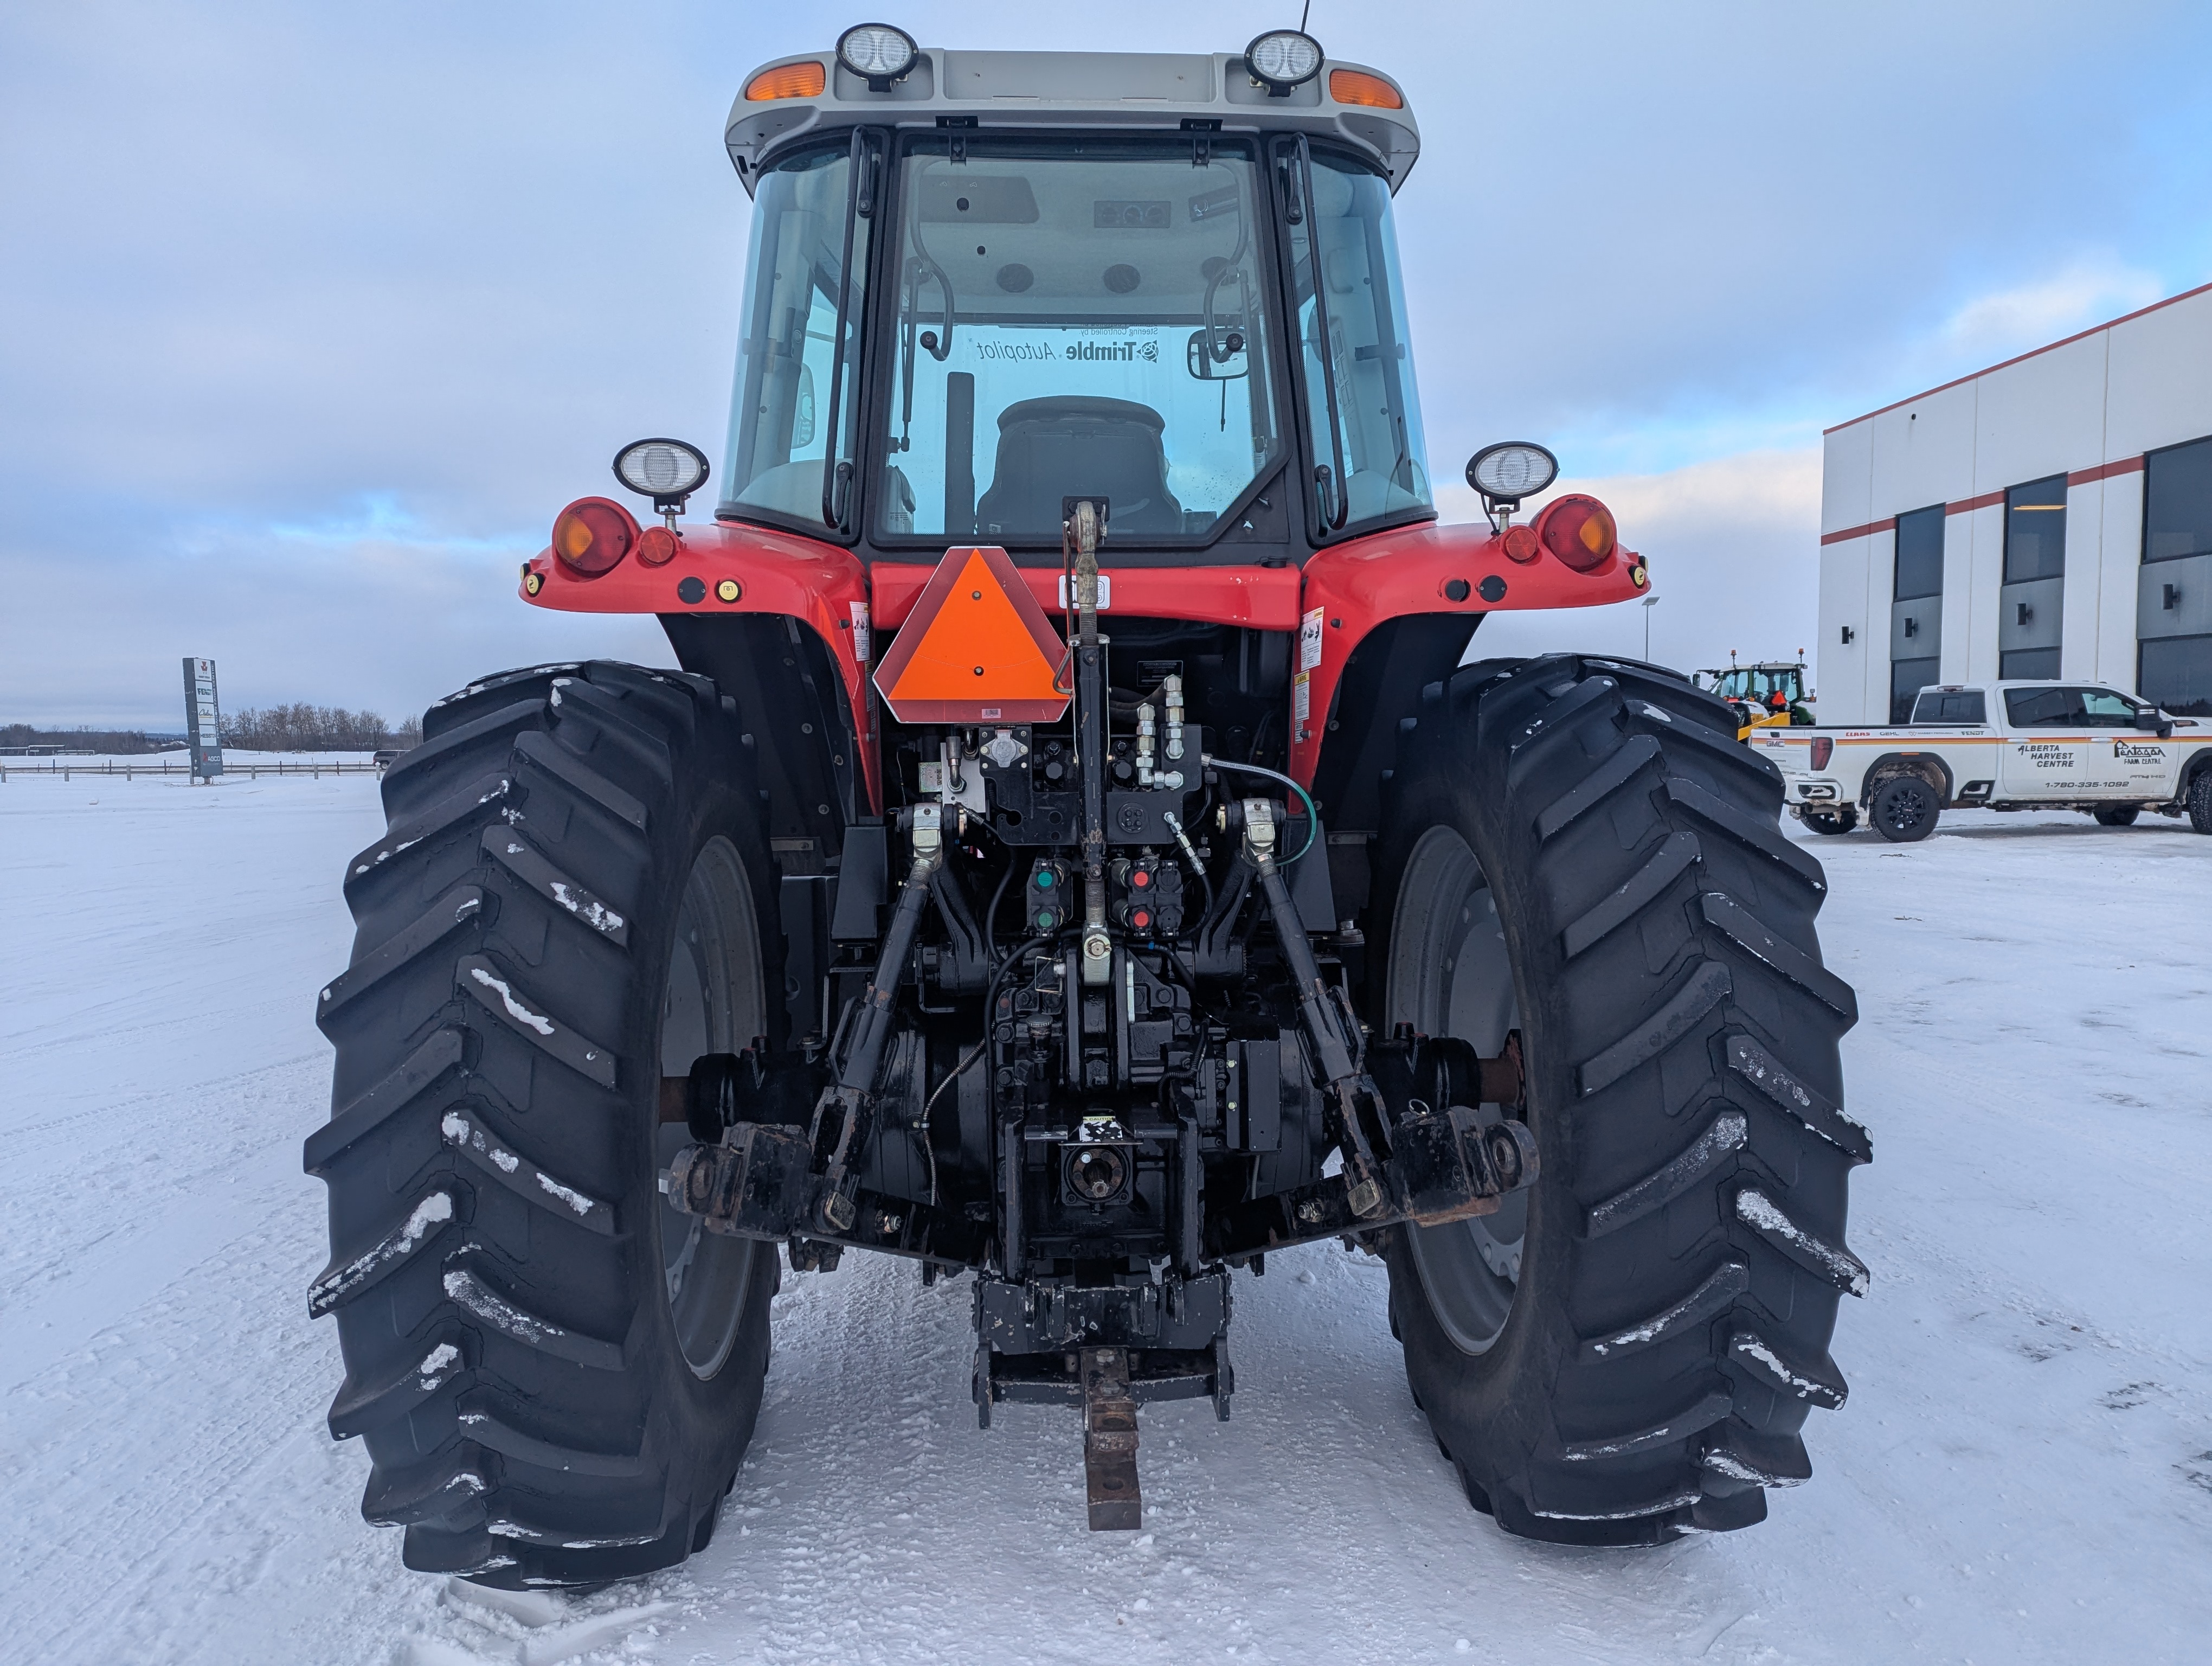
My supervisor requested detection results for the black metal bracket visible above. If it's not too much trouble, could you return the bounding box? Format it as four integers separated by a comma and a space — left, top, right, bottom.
1083, 1348, 1142, 1530
665, 1125, 990, 1265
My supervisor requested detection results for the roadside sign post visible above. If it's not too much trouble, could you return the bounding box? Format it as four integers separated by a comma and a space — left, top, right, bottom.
183, 657, 223, 781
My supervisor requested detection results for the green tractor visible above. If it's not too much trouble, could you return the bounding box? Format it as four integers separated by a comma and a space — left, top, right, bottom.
1696, 655, 1815, 740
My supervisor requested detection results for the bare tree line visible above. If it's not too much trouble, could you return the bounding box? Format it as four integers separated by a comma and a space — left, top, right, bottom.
7, 706, 423, 755
1, 723, 171, 755
223, 703, 422, 751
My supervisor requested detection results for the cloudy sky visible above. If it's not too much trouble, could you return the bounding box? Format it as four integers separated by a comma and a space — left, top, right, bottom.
5, 1, 2209, 727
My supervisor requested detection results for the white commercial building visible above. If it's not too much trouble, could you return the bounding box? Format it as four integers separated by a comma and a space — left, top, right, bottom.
1818, 279, 2212, 723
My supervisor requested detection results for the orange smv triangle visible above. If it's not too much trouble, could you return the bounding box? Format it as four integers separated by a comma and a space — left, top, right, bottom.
874, 546, 1071, 724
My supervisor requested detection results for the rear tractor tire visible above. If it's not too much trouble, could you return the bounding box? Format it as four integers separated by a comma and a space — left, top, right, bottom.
306, 662, 784, 1588
1371, 655, 1869, 1544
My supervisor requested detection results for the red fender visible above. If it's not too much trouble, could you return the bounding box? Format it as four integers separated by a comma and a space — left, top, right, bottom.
1291, 516, 1644, 784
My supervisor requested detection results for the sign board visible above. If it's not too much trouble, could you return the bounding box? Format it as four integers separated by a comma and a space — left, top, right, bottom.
183, 657, 223, 780
872, 546, 1070, 724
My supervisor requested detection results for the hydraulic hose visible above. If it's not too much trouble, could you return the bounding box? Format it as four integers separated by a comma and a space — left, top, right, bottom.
1202, 755, 1318, 864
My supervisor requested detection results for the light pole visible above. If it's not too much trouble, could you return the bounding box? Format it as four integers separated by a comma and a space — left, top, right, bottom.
1642, 593, 1660, 662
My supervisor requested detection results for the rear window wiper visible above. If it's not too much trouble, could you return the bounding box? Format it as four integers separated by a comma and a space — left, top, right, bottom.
1281, 134, 1350, 532
819, 130, 879, 530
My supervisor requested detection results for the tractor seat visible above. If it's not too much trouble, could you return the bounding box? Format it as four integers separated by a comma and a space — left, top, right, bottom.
974, 396, 1184, 539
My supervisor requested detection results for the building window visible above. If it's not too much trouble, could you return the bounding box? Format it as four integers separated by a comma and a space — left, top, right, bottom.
2139, 437, 2212, 714
1889, 657, 1940, 725
2144, 435, 2212, 562
1894, 505, 1944, 600
1998, 474, 2065, 681
2003, 475, 2067, 581
1999, 647, 2062, 680
1890, 504, 1945, 722
2140, 635, 2212, 717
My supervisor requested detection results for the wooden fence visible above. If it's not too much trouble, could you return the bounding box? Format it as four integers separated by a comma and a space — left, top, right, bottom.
0, 759, 385, 781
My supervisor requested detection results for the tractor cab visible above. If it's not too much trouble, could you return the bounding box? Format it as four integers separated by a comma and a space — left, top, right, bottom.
718, 28, 1430, 563
1697, 656, 1814, 738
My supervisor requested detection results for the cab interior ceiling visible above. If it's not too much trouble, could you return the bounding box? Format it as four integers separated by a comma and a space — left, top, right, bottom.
902, 156, 1254, 316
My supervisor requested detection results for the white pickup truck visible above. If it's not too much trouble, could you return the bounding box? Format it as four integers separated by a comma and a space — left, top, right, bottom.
1750, 680, 2212, 842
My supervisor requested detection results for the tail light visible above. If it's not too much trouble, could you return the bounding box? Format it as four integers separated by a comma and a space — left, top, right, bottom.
1810, 737, 1835, 770
551, 497, 638, 578
1500, 524, 1541, 563
1534, 495, 1617, 572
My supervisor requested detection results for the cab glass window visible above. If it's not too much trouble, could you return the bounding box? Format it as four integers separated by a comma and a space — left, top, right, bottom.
2004, 687, 2082, 727
2078, 688, 2139, 726
721, 143, 872, 529
874, 137, 1284, 543
2004, 686, 2136, 727
1911, 689, 1986, 724
1282, 145, 1432, 536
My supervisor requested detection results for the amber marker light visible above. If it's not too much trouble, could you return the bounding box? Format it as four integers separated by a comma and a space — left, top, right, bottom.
745, 60, 826, 101
1328, 69, 1403, 109
635, 525, 679, 566
551, 497, 638, 578
1534, 495, 1617, 573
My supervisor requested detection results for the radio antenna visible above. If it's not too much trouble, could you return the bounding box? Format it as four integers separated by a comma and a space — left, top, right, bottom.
1300, 1, 1312, 29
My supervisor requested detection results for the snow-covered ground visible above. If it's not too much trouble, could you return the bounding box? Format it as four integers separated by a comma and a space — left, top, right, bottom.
3, 773, 2209, 1666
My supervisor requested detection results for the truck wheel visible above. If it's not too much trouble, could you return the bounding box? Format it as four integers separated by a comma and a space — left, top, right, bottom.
2192, 771, 2212, 835
1372, 655, 1867, 1545
2090, 806, 2139, 827
1801, 807, 1857, 836
1868, 774, 1939, 842
306, 662, 783, 1589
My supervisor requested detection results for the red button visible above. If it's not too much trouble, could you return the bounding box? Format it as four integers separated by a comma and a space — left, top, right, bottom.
1131, 869, 1150, 887
1131, 909, 1150, 930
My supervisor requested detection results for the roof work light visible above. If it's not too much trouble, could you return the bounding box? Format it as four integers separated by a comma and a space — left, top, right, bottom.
1244, 30, 1323, 94
1467, 443, 1559, 509
613, 438, 711, 526
838, 23, 919, 89
614, 439, 709, 503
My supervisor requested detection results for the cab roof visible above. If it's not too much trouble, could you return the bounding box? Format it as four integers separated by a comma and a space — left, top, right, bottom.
726, 47, 1420, 193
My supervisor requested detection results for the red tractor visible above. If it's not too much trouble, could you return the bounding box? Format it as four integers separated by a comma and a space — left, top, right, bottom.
307, 25, 1867, 1589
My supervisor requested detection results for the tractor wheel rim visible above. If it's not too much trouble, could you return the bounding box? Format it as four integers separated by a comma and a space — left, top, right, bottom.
1390, 827, 1526, 1356
657, 835, 762, 1379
